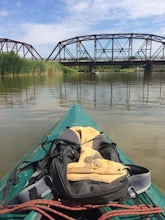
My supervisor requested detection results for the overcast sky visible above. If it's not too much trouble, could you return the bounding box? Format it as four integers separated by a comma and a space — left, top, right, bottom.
1, 0, 165, 57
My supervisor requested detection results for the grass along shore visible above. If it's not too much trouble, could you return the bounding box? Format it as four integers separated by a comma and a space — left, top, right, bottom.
0, 52, 77, 76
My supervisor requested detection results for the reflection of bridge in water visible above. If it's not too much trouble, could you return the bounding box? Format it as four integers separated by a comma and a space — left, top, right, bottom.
0, 88, 36, 107
0, 73, 164, 108
58, 73, 165, 109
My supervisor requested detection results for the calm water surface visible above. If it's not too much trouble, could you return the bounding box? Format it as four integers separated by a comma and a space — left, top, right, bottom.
0, 71, 165, 192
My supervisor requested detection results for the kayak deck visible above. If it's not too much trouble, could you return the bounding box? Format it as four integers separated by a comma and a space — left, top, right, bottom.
0, 104, 164, 220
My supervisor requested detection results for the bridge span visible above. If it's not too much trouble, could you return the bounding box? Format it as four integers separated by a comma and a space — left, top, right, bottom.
47, 33, 165, 70
0, 38, 42, 60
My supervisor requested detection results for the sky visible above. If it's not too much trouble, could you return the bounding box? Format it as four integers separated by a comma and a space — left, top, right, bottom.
1, 0, 165, 58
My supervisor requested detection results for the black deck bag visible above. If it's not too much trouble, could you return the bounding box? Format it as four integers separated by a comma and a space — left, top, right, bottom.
48, 126, 130, 204
18, 126, 151, 204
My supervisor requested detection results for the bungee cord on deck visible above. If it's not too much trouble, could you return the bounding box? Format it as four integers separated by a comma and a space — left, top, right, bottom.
0, 199, 163, 220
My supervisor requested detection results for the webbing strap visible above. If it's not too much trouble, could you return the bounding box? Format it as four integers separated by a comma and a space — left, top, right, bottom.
127, 165, 151, 198
18, 171, 53, 202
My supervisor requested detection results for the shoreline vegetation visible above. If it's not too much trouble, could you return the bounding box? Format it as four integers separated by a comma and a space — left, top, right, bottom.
0, 52, 76, 76
0, 52, 164, 76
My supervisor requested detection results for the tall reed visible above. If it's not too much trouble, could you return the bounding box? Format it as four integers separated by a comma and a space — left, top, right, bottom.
0, 52, 76, 75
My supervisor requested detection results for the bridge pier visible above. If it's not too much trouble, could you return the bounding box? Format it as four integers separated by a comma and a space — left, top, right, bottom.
144, 63, 153, 76
88, 64, 93, 74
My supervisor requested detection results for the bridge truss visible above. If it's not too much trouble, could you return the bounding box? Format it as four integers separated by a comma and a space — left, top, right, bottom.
47, 33, 165, 65
0, 38, 42, 60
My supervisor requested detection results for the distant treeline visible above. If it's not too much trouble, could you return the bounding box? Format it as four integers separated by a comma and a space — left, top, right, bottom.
0, 52, 75, 75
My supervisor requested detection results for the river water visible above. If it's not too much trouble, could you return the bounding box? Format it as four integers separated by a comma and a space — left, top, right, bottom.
0, 71, 165, 192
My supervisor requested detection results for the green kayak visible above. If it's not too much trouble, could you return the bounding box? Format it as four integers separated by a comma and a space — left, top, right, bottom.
0, 104, 164, 220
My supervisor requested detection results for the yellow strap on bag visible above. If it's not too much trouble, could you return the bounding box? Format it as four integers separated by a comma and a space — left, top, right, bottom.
67, 126, 128, 183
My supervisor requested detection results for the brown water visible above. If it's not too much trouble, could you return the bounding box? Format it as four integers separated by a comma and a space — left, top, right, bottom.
0, 71, 165, 192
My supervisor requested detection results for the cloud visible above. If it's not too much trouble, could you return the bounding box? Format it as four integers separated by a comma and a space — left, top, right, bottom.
20, 21, 89, 44
18, 21, 91, 57
65, 0, 165, 26
65, 0, 116, 23
69, 1, 89, 13
119, 0, 165, 18
0, 10, 8, 17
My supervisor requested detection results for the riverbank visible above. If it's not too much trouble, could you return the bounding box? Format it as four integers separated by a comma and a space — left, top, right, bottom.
0, 52, 77, 75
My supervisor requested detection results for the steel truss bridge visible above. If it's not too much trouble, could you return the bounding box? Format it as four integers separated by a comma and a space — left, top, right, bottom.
1, 34, 165, 69
0, 38, 42, 60
47, 33, 165, 69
